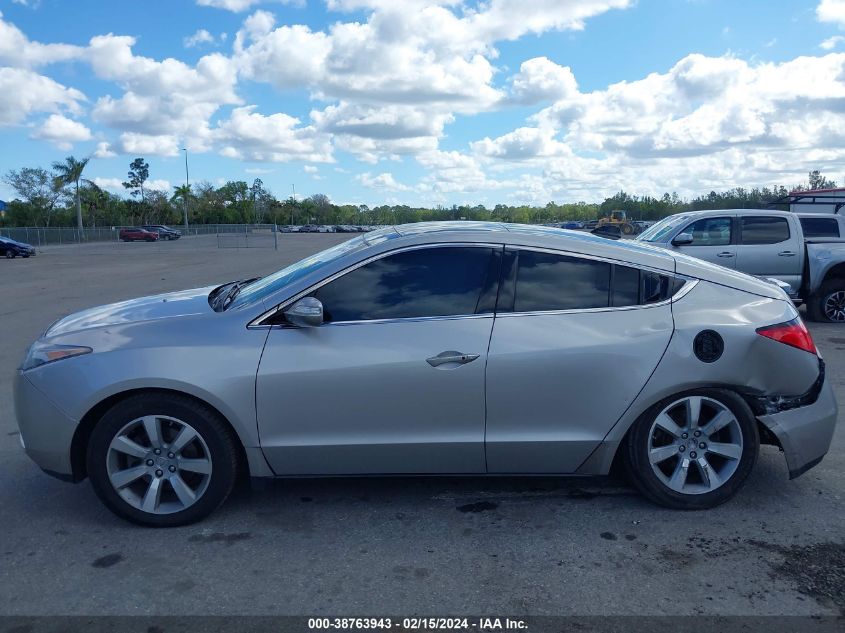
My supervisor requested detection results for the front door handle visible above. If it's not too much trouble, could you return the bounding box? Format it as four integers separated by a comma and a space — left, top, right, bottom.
717, 252, 735, 258
426, 351, 480, 368
778, 251, 797, 257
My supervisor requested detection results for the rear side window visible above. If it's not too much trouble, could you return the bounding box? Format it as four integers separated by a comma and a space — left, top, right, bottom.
511, 251, 682, 312
312, 246, 495, 322
740, 217, 790, 244
515, 251, 610, 311
681, 217, 732, 246
799, 217, 840, 238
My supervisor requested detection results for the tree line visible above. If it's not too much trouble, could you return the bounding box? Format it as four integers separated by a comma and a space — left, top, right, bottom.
1, 156, 838, 228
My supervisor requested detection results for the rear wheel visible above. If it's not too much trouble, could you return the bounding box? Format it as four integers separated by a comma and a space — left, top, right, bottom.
87, 393, 239, 526
807, 279, 845, 322
5, 250, 13, 259
624, 389, 759, 509
621, 223, 634, 235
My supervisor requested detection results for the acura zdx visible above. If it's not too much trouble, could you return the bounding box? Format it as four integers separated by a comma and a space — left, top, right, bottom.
15, 223, 837, 526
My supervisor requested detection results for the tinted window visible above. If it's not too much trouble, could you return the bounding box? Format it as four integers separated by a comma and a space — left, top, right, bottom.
800, 217, 840, 238
682, 217, 732, 246
740, 217, 790, 244
612, 265, 640, 307
312, 247, 494, 322
515, 251, 610, 311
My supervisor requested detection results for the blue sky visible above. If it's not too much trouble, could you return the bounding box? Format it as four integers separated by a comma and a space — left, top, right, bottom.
2, 0, 845, 207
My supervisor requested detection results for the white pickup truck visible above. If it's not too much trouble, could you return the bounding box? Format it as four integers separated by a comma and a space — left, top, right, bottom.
637, 209, 845, 322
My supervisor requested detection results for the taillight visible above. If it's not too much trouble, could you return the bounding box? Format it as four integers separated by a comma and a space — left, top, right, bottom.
756, 317, 818, 355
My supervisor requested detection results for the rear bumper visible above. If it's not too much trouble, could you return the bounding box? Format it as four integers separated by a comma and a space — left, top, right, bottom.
14, 371, 79, 479
756, 371, 838, 479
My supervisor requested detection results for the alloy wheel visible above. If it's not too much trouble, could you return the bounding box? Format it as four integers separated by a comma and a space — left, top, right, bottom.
106, 415, 212, 514
823, 290, 845, 322
647, 396, 743, 495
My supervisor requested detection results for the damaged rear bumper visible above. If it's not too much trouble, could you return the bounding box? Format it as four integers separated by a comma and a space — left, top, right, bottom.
755, 365, 838, 479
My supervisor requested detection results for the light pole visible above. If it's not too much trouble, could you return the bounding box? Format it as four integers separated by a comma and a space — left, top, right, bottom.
181, 148, 190, 231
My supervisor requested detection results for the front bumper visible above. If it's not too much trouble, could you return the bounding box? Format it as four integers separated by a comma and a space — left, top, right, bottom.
757, 371, 838, 479
14, 371, 79, 479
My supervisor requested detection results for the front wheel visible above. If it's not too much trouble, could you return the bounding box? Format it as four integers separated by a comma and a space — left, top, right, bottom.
5, 251, 13, 259
624, 389, 759, 509
87, 393, 240, 526
807, 279, 845, 322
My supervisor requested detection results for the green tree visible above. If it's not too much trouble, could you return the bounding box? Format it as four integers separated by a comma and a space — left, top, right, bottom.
122, 158, 150, 203
3, 167, 65, 226
51, 156, 90, 230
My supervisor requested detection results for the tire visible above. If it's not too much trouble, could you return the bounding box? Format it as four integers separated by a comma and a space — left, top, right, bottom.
5, 251, 12, 259
621, 223, 634, 235
807, 279, 845, 323
86, 393, 240, 527
623, 388, 759, 510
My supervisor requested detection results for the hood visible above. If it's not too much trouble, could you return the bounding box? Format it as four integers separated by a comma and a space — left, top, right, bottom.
46, 286, 216, 337
2, 239, 31, 248
672, 251, 787, 300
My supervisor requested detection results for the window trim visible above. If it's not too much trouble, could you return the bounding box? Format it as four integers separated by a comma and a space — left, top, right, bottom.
249, 242, 503, 328
678, 216, 735, 247
739, 215, 792, 246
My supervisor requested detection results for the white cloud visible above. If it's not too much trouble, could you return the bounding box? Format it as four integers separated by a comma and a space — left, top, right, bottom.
0, 67, 85, 126
821, 35, 845, 50
118, 132, 180, 156
510, 57, 578, 104
472, 127, 567, 160
93, 141, 117, 158
818, 0, 845, 27
30, 114, 92, 149
303, 165, 318, 173
92, 177, 171, 194
356, 171, 411, 191
197, 0, 264, 11
0, 11, 83, 68
184, 29, 216, 48
216, 106, 333, 163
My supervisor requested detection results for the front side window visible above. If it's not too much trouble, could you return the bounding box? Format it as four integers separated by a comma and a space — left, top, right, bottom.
312, 247, 496, 322
740, 216, 790, 245
681, 217, 732, 246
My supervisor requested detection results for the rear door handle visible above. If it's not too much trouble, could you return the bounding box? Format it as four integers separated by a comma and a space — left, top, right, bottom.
717, 252, 735, 258
426, 351, 480, 368
778, 251, 797, 257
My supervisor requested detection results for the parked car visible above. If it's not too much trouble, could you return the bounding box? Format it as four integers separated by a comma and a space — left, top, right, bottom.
15, 222, 836, 525
119, 227, 159, 242
563, 221, 584, 230
637, 209, 845, 322
584, 219, 600, 230
142, 225, 181, 240
0, 236, 36, 258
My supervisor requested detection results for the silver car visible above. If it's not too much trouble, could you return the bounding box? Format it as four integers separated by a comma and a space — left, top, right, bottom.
14, 222, 838, 526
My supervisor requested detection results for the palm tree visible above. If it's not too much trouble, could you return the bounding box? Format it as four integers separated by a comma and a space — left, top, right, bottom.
171, 184, 192, 226
52, 156, 90, 230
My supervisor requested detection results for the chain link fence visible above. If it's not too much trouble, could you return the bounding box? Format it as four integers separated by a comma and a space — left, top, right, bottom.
0, 224, 279, 247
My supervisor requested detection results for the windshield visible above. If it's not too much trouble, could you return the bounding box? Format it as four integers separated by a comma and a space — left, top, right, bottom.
228, 234, 372, 308
637, 214, 690, 243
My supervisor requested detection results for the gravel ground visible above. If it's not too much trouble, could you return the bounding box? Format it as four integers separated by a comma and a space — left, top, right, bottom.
0, 234, 842, 616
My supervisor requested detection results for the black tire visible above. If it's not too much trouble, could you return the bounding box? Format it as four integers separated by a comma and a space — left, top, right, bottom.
5, 250, 13, 259
86, 393, 240, 527
806, 278, 845, 323
623, 388, 759, 510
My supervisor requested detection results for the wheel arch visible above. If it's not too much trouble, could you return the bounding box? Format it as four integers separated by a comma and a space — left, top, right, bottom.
70, 387, 251, 482
581, 383, 780, 476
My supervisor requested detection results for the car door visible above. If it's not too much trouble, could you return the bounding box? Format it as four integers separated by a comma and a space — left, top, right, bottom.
485, 248, 675, 473
255, 244, 500, 475
734, 215, 802, 292
672, 215, 737, 268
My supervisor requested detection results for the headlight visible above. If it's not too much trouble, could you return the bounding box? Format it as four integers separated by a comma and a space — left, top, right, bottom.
21, 341, 92, 371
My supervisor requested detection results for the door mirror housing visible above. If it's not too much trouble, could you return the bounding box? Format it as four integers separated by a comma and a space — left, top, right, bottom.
284, 297, 324, 328
672, 232, 694, 246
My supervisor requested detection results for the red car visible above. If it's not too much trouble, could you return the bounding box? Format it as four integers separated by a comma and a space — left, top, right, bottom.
119, 227, 159, 242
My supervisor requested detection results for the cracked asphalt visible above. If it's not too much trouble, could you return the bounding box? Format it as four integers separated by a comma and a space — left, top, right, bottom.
0, 234, 842, 616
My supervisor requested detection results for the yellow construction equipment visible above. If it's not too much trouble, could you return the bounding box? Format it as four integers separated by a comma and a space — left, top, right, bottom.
596, 210, 637, 235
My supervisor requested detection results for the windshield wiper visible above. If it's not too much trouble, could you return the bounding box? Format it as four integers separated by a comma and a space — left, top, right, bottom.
211, 277, 259, 311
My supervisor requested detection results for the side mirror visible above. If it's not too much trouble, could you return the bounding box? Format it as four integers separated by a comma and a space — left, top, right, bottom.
284, 297, 324, 328
672, 232, 694, 246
